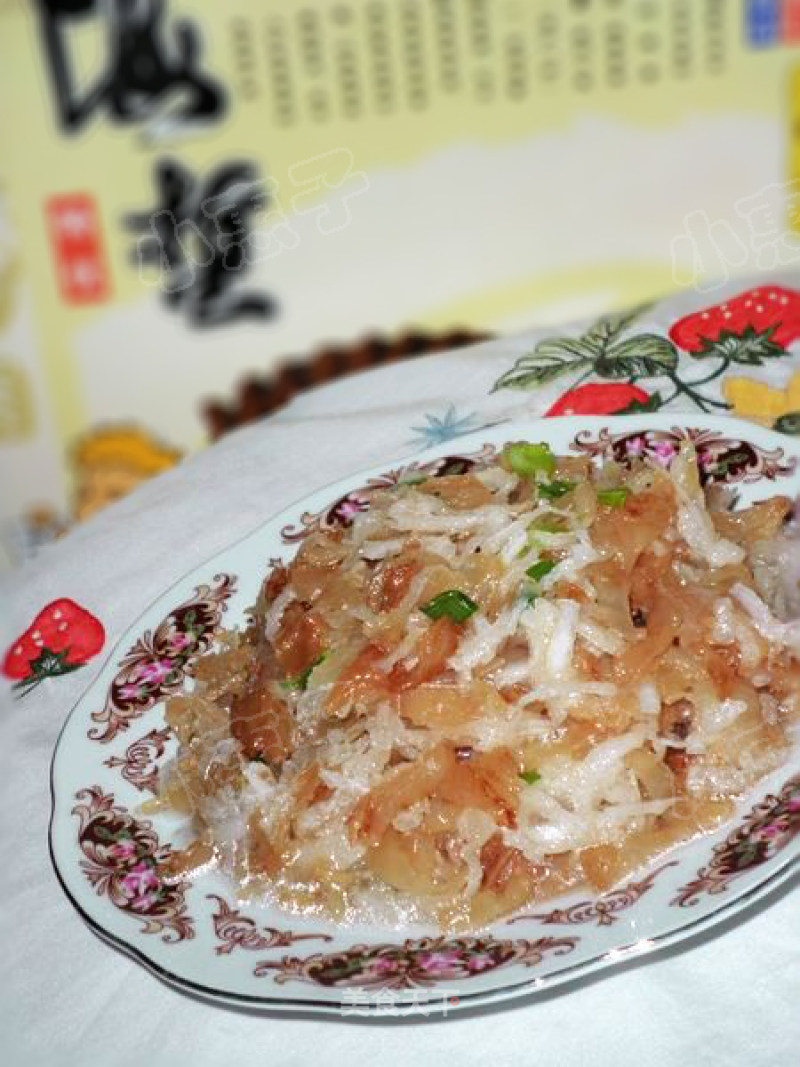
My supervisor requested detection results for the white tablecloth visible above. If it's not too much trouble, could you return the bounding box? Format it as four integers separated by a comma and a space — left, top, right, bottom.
3, 276, 800, 1066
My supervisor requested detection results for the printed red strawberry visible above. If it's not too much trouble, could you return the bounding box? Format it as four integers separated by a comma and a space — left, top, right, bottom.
2, 598, 105, 698
669, 286, 800, 363
546, 382, 656, 416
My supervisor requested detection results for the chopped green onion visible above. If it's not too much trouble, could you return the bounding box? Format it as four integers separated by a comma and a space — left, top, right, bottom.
530, 514, 569, 534
520, 769, 541, 785
504, 441, 556, 478
420, 589, 479, 623
597, 487, 631, 508
526, 559, 557, 582
280, 652, 328, 692
524, 536, 543, 557
538, 479, 575, 500
400, 474, 428, 486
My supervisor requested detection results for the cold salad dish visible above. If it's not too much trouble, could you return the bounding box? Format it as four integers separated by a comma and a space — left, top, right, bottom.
156, 440, 800, 929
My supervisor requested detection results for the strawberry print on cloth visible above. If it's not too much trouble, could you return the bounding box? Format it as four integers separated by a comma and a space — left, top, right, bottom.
2, 599, 105, 698
493, 288, 800, 422
701, 287, 800, 433
669, 286, 800, 362
492, 304, 679, 408
545, 382, 654, 416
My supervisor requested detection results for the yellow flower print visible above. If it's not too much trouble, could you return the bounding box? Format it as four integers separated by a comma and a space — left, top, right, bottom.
724, 371, 800, 427
72, 425, 182, 522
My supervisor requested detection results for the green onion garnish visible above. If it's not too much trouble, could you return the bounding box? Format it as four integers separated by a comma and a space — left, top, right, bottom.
597, 487, 631, 508
504, 441, 556, 478
526, 559, 556, 582
520, 769, 541, 785
530, 514, 568, 534
280, 652, 328, 692
538, 479, 575, 500
420, 589, 479, 623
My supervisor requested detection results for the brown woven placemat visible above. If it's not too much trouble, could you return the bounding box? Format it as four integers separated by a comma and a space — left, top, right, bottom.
202, 328, 492, 440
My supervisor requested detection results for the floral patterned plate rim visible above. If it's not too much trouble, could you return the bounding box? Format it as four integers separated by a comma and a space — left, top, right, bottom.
50, 415, 800, 1018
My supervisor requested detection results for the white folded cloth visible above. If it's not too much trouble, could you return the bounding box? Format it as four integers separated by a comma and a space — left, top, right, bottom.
3, 274, 799, 1066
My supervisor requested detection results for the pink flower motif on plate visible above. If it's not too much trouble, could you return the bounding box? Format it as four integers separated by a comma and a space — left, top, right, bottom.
651, 440, 677, 465
73, 787, 194, 942
108, 838, 138, 861
572, 426, 796, 488
121, 860, 161, 901
130, 890, 161, 913
418, 950, 463, 973
117, 682, 146, 701
89, 575, 236, 745
466, 953, 496, 972
138, 659, 176, 685
338, 498, 368, 522
755, 823, 782, 840
168, 632, 192, 653
674, 774, 800, 906
372, 956, 400, 974
255, 935, 579, 989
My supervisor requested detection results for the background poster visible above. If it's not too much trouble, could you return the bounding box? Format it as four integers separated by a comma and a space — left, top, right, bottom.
2, 0, 800, 560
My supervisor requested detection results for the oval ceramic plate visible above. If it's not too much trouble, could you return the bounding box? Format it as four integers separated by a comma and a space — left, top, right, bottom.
50, 415, 800, 1017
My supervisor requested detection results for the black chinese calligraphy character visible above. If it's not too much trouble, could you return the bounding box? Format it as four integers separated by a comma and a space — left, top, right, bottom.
35, 0, 226, 136
125, 158, 277, 326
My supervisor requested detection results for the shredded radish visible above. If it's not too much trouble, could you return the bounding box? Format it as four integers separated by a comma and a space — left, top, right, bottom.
676, 498, 745, 568
448, 602, 524, 681
263, 585, 294, 640
159, 441, 798, 931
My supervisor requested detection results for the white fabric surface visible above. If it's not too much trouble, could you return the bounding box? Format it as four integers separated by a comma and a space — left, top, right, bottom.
3, 276, 800, 1067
